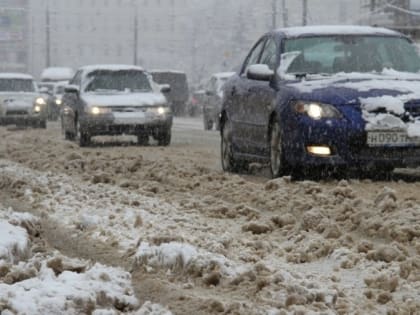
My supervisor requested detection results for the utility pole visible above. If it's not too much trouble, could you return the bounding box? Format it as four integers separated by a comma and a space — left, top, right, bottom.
302, 0, 308, 26
46, 4, 51, 67
133, 12, 138, 65
272, 0, 277, 29
282, 0, 288, 27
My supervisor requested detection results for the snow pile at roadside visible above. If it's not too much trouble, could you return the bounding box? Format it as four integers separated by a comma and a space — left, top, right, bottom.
0, 220, 29, 264
0, 206, 174, 315
135, 241, 242, 278
0, 258, 139, 314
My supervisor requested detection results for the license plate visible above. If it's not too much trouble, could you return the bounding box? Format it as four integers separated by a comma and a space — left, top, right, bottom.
367, 131, 420, 147
113, 112, 146, 124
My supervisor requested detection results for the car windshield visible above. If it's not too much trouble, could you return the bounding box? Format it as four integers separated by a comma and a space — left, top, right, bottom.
0, 79, 35, 92
84, 70, 152, 93
283, 35, 420, 75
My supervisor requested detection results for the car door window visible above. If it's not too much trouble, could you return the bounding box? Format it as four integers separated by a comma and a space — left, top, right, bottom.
259, 38, 278, 70
241, 38, 266, 76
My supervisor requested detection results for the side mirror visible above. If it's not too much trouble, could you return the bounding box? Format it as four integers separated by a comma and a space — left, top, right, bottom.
247, 64, 275, 81
64, 85, 80, 95
160, 84, 171, 93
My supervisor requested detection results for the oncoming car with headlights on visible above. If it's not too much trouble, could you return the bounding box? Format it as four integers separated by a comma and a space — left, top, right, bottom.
61, 65, 173, 147
220, 26, 420, 178
0, 73, 47, 128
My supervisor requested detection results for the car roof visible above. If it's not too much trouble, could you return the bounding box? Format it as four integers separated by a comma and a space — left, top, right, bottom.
150, 69, 186, 75
274, 25, 403, 38
79, 64, 145, 73
0, 73, 34, 80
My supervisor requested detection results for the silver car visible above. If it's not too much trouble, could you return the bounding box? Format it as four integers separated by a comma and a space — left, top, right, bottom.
0, 73, 48, 128
61, 65, 173, 147
203, 72, 235, 131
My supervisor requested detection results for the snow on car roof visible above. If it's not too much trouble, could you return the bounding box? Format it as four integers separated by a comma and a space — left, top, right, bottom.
150, 69, 186, 74
277, 25, 401, 38
80, 64, 145, 73
0, 73, 34, 80
41, 67, 74, 81
213, 72, 236, 79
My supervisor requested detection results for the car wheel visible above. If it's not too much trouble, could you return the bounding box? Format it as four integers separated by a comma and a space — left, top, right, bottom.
221, 119, 240, 172
204, 119, 213, 130
62, 118, 75, 140
79, 131, 91, 147
137, 133, 149, 146
76, 119, 91, 147
157, 128, 171, 146
269, 120, 290, 178
34, 120, 47, 129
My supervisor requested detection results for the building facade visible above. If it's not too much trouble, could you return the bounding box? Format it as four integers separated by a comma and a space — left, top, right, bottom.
28, 0, 362, 82
0, 0, 29, 73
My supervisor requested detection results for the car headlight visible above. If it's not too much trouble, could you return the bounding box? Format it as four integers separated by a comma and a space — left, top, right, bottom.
55, 98, 63, 105
148, 106, 171, 115
293, 101, 342, 120
33, 105, 42, 113
35, 97, 46, 106
88, 106, 112, 115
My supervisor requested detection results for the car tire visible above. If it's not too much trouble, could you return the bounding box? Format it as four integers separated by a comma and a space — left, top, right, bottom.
157, 128, 171, 146
62, 118, 75, 140
221, 118, 241, 172
38, 120, 47, 129
269, 120, 290, 178
76, 119, 91, 147
204, 119, 213, 130
137, 133, 149, 146
79, 131, 91, 147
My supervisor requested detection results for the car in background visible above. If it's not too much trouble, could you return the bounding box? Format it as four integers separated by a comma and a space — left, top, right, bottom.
202, 72, 235, 130
187, 89, 205, 117
220, 26, 420, 178
0, 73, 47, 128
150, 70, 189, 116
61, 65, 173, 147
40, 67, 75, 83
46, 82, 67, 120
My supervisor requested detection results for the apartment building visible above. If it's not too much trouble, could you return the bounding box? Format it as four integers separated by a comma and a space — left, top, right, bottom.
0, 0, 29, 72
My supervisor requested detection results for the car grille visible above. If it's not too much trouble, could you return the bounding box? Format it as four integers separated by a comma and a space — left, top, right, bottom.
109, 107, 147, 113
6, 110, 28, 116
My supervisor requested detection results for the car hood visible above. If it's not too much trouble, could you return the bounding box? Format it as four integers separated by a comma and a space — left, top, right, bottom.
284, 71, 420, 136
0, 92, 40, 110
81, 92, 167, 107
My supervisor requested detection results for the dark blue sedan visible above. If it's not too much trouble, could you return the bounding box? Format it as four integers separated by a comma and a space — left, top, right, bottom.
220, 26, 420, 177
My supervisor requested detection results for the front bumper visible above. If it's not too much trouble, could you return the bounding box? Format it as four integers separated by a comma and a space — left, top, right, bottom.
79, 112, 173, 136
284, 117, 420, 169
0, 113, 47, 125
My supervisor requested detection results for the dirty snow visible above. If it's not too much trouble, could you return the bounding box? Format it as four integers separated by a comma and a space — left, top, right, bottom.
0, 122, 419, 314
0, 206, 172, 315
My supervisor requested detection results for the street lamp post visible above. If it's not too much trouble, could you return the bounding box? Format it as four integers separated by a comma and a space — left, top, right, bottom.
46, 3, 51, 67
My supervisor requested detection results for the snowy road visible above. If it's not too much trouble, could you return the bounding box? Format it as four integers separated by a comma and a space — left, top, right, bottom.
0, 118, 419, 314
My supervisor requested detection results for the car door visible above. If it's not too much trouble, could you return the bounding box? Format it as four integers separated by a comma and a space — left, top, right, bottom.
227, 37, 267, 153
245, 36, 279, 156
